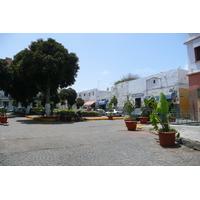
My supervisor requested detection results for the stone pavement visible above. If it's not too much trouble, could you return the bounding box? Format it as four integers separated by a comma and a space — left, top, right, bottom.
0, 116, 200, 166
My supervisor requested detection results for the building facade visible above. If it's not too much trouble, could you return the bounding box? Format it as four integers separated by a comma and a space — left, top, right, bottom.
111, 68, 189, 112
77, 88, 111, 110
184, 33, 200, 113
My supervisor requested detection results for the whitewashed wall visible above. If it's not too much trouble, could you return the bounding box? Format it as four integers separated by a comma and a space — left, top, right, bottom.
111, 69, 188, 109
77, 88, 111, 102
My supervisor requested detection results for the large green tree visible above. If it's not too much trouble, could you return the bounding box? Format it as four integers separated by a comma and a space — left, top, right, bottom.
0, 59, 12, 91
12, 38, 80, 116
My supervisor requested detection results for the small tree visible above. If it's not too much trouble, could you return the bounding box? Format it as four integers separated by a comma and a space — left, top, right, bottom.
60, 88, 77, 109
123, 95, 135, 118
76, 98, 84, 109
109, 95, 118, 108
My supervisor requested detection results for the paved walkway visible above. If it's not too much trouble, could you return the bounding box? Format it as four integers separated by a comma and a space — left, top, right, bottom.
6, 113, 200, 150
0, 116, 200, 165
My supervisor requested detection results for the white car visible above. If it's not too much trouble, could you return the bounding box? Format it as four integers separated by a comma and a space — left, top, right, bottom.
96, 109, 106, 115
106, 109, 123, 116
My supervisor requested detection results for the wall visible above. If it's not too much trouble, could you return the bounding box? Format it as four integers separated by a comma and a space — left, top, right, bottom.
187, 71, 200, 90
77, 88, 98, 102
111, 68, 189, 109
179, 88, 189, 111
77, 88, 111, 103
185, 33, 200, 74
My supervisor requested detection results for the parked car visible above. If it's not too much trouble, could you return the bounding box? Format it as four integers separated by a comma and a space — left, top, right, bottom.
96, 109, 106, 115
106, 109, 123, 116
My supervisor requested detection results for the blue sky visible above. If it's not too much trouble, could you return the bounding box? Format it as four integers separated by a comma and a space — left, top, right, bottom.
0, 33, 188, 92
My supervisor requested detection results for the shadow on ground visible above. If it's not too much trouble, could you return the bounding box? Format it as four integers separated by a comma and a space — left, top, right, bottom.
15, 119, 78, 125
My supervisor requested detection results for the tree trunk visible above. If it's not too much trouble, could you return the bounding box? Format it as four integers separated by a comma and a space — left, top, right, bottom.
25, 105, 31, 114
45, 87, 51, 117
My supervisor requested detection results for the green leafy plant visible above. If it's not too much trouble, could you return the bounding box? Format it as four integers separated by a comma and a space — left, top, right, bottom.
123, 95, 135, 118
150, 92, 180, 138
141, 96, 156, 117
0, 107, 7, 116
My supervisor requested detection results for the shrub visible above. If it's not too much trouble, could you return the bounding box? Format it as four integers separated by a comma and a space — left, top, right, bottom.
59, 110, 75, 116
80, 111, 99, 116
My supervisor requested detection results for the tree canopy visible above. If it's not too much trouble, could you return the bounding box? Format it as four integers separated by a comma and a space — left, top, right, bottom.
60, 88, 77, 109
11, 38, 80, 116
76, 97, 84, 109
109, 95, 118, 107
0, 59, 12, 91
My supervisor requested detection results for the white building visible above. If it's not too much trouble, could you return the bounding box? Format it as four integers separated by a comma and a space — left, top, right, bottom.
111, 68, 189, 112
184, 33, 200, 74
77, 88, 111, 110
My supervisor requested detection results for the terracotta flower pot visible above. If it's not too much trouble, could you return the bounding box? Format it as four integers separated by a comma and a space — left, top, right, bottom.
125, 121, 137, 131
108, 116, 113, 120
0, 116, 8, 123
139, 117, 148, 124
157, 130, 177, 147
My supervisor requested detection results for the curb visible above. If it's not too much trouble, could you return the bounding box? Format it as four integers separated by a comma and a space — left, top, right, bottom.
27, 116, 124, 122
178, 138, 200, 151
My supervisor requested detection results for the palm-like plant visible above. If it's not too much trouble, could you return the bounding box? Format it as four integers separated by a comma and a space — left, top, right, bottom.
150, 92, 173, 132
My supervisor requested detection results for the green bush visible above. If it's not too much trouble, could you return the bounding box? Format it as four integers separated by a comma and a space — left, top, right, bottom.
58, 110, 75, 116
29, 107, 44, 114
80, 111, 99, 116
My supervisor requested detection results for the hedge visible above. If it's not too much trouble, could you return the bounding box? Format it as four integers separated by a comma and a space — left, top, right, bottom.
55, 110, 99, 117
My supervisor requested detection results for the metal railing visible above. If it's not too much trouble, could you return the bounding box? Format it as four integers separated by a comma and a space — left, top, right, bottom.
170, 110, 200, 125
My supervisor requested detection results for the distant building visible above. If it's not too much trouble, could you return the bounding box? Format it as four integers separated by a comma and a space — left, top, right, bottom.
111, 68, 189, 112
184, 33, 200, 113
77, 88, 111, 110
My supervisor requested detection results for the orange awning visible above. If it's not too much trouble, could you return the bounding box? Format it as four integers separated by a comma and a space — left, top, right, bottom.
83, 101, 96, 106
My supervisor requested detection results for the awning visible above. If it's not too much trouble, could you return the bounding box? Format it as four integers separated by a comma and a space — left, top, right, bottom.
97, 100, 109, 105
144, 93, 176, 100
83, 101, 96, 106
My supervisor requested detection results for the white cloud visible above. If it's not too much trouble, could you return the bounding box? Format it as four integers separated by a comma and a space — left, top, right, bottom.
101, 70, 110, 75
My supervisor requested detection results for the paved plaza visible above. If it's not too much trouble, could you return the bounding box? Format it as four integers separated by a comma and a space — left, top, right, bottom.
0, 117, 200, 166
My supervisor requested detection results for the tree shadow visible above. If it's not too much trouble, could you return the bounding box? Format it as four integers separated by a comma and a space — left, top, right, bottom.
16, 119, 77, 125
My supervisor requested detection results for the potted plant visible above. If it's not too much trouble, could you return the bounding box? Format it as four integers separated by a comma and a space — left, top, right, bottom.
0, 106, 8, 124
123, 95, 137, 131
107, 104, 114, 120
139, 97, 155, 124
107, 112, 114, 120
150, 92, 180, 146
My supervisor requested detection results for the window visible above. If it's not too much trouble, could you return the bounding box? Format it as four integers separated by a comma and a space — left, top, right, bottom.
194, 46, 200, 61
153, 80, 156, 83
